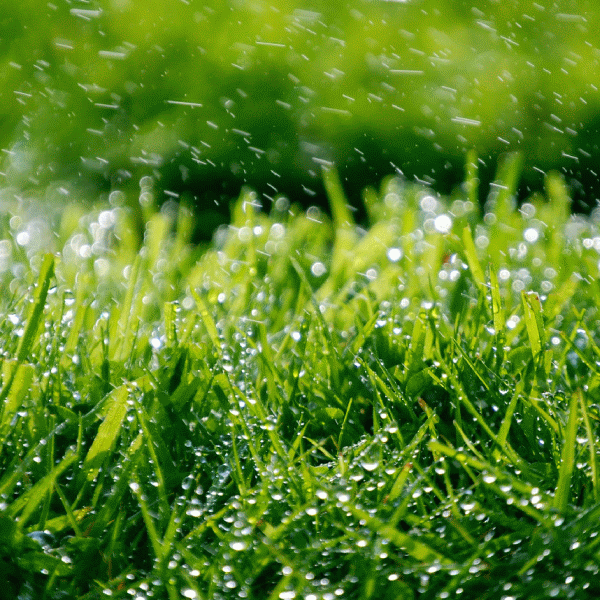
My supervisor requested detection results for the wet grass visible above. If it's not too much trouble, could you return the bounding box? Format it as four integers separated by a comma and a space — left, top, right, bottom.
2, 154, 600, 599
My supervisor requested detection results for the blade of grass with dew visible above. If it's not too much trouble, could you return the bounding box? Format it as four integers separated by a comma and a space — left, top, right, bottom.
545, 171, 571, 267
553, 390, 579, 513
347, 505, 453, 565
191, 287, 223, 360
521, 290, 545, 362
488, 265, 506, 365
579, 388, 599, 503
60, 272, 92, 366
16, 253, 55, 363
493, 384, 521, 462
0, 254, 53, 412
0, 361, 33, 452
111, 253, 141, 363
320, 166, 358, 296
461, 225, 485, 290
489, 151, 523, 224
7, 449, 78, 530
79, 377, 151, 484
465, 149, 480, 210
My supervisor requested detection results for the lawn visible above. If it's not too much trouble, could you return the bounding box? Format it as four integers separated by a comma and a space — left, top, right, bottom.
1, 155, 600, 599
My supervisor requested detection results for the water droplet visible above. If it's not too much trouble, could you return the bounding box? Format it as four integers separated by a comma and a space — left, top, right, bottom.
434, 214, 452, 234
361, 461, 379, 472
311, 262, 327, 277
387, 247, 403, 262
229, 541, 247, 551
524, 227, 539, 243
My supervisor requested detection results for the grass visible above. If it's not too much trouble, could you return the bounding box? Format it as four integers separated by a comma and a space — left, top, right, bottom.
1, 153, 600, 599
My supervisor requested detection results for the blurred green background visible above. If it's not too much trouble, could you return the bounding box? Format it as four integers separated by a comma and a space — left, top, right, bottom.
1, 0, 599, 234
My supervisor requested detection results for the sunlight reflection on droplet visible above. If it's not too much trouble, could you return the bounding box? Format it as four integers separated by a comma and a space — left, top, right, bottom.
16, 231, 30, 246
433, 214, 452, 234
311, 262, 326, 276
524, 227, 539, 243
387, 247, 402, 262
229, 541, 247, 551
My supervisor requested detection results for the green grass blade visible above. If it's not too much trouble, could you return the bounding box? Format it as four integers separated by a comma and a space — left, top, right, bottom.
323, 166, 354, 229
8, 449, 78, 530
488, 265, 506, 364
16, 253, 55, 363
465, 149, 479, 209
80, 384, 132, 484
347, 505, 453, 565
489, 151, 522, 221
129, 476, 165, 564
0, 361, 34, 449
579, 390, 599, 503
191, 288, 223, 360
462, 225, 485, 289
111, 254, 141, 362
521, 291, 545, 361
553, 390, 579, 513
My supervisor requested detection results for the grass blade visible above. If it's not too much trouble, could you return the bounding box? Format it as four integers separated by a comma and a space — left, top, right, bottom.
462, 225, 485, 289
16, 253, 55, 363
553, 390, 579, 512
80, 384, 132, 484
579, 389, 599, 503
0, 361, 34, 450
7, 449, 78, 530
347, 505, 453, 565
521, 291, 545, 361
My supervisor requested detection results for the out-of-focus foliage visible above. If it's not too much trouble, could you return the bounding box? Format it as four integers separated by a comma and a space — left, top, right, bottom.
1, 0, 599, 216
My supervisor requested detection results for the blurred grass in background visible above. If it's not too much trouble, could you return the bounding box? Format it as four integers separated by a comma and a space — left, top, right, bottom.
1, 0, 599, 233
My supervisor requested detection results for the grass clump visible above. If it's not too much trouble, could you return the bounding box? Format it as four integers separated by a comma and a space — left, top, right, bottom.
2, 154, 600, 599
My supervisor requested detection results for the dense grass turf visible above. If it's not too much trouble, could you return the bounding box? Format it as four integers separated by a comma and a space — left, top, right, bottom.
2, 154, 600, 599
